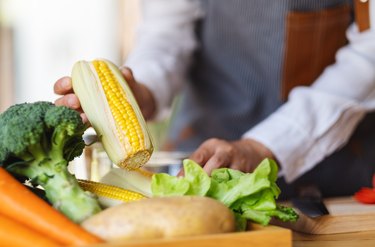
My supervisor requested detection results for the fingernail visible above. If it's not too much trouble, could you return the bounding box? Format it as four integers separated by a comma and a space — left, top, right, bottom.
67, 97, 76, 107
196, 154, 204, 163
62, 78, 70, 88
80, 113, 88, 123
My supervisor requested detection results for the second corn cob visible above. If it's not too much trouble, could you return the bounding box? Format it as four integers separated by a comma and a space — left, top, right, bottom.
71, 59, 153, 169
78, 179, 146, 202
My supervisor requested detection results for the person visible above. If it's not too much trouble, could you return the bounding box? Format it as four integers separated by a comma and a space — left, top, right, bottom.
55, 0, 375, 199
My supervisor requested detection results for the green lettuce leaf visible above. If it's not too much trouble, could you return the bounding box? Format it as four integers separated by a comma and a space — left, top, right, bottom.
183, 159, 211, 196
151, 173, 190, 197
151, 159, 211, 197
151, 158, 298, 227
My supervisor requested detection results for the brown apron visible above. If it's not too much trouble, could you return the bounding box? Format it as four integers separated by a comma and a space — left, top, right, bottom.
164, 0, 374, 199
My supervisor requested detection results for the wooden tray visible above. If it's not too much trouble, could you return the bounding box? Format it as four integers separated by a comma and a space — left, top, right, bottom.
275, 197, 375, 234
86, 224, 292, 247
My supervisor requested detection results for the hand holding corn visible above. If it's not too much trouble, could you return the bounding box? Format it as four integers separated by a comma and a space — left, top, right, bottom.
55, 66, 156, 122
55, 60, 155, 169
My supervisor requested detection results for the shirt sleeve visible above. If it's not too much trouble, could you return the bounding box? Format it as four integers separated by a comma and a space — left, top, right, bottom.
243, 10, 375, 183
124, 0, 202, 120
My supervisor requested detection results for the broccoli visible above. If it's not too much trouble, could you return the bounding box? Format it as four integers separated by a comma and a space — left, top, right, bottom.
0, 101, 101, 223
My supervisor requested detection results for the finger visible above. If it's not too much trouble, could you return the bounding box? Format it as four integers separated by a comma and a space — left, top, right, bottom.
120, 67, 143, 102
189, 145, 215, 167
190, 139, 226, 166
230, 163, 244, 172
54, 94, 81, 109
230, 157, 248, 172
80, 113, 89, 124
120, 67, 137, 88
233, 159, 256, 173
54, 77, 73, 95
176, 168, 185, 177
203, 150, 231, 175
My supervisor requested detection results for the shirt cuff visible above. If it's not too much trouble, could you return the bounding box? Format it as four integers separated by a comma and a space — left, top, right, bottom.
242, 90, 366, 183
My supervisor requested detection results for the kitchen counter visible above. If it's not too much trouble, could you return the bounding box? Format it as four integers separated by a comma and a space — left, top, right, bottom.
293, 230, 375, 247
87, 229, 375, 247
288, 196, 375, 246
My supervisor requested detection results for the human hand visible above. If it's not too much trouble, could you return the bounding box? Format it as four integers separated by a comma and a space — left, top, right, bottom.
179, 138, 275, 176
54, 67, 156, 122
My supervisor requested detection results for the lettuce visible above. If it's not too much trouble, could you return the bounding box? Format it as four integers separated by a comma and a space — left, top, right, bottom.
151, 158, 298, 230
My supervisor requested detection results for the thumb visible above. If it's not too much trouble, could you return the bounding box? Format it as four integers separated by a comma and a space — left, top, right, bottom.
120, 67, 137, 90
119, 66, 143, 105
119, 66, 156, 119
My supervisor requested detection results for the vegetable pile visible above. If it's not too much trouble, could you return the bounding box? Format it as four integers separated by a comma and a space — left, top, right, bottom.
0, 100, 298, 245
151, 159, 298, 230
0, 102, 101, 223
0, 167, 102, 246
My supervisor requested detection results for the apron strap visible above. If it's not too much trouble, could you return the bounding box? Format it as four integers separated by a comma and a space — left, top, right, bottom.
355, 0, 371, 32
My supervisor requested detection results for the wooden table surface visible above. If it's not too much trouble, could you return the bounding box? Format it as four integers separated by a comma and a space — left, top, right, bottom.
289, 197, 375, 246
86, 227, 375, 247
293, 230, 375, 247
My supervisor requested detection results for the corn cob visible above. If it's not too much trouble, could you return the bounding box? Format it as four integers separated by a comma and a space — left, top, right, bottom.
100, 168, 153, 198
71, 59, 153, 169
78, 179, 146, 202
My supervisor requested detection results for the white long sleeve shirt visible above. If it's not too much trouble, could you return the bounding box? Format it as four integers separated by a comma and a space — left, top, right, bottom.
126, 0, 375, 182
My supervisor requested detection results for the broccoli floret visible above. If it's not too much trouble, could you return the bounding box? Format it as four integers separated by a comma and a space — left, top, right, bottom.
0, 101, 101, 223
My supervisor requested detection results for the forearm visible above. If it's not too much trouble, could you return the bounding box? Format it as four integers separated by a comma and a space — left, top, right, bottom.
244, 21, 375, 182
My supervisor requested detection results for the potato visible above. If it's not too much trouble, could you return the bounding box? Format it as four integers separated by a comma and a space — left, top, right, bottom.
81, 196, 235, 241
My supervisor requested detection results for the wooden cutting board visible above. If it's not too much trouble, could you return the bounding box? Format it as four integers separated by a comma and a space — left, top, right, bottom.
275, 197, 375, 234
87, 224, 292, 247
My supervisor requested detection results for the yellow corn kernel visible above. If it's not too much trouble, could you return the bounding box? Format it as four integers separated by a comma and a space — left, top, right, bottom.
71, 59, 154, 169
93, 61, 145, 154
78, 179, 146, 202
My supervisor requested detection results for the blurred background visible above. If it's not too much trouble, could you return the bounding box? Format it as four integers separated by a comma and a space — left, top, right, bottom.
0, 0, 139, 110
0, 0, 178, 179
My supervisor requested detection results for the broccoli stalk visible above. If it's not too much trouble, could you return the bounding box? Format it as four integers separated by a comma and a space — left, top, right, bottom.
0, 102, 101, 223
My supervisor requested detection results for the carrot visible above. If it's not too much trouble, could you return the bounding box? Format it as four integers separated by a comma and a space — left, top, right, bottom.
0, 214, 58, 247
0, 167, 102, 246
